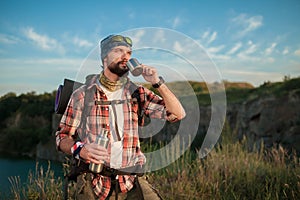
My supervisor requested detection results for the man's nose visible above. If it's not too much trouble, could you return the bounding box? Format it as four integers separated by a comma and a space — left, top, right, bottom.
121, 51, 130, 60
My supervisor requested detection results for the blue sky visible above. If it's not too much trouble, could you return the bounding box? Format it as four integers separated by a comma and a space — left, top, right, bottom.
0, 0, 300, 96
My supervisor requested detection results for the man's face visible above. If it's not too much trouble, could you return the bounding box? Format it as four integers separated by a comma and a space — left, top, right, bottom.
104, 46, 132, 77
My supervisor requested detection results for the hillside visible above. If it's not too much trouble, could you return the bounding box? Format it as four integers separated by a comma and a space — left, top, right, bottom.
142, 80, 254, 95
0, 77, 299, 157
0, 91, 56, 156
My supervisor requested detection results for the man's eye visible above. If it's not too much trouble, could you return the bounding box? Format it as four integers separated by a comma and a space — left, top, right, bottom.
113, 48, 121, 53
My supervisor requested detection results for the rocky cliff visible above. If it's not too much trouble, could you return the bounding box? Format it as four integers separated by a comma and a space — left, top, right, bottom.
234, 89, 300, 153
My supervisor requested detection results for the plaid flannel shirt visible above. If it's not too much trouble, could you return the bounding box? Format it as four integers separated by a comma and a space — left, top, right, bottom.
56, 74, 167, 199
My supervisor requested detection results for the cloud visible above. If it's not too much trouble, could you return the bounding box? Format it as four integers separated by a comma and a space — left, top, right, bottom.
264, 57, 275, 63
221, 69, 283, 86
207, 31, 217, 44
0, 57, 84, 96
231, 14, 263, 38
0, 57, 82, 69
201, 31, 210, 40
264, 42, 277, 55
173, 41, 184, 53
282, 47, 289, 55
234, 40, 259, 61
73, 36, 93, 48
23, 27, 65, 54
201, 30, 217, 44
171, 16, 181, 29
211, 53, 231, 61
227, 42, 243, 55
153, 29, 166, 43
130, 29, 145, 46
294, 49, 300, 56
207, 45, 225, 54
244, 40, 257, 54
0, 34, 20, 44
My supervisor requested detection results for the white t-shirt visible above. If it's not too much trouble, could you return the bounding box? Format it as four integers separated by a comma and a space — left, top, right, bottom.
99, 84, 124, 169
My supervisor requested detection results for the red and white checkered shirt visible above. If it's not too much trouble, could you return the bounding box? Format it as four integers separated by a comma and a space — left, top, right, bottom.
56, 74, 168, 199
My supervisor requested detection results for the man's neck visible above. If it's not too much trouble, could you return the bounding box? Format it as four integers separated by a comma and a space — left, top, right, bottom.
104, 69, 119, 81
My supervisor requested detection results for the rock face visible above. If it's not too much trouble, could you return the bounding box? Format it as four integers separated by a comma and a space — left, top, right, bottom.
234, 90, 300, 153
36, 136, 65, 162
36, 114, 65, 162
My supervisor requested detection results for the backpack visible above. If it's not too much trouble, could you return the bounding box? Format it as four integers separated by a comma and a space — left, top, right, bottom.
54, 78, 83, 115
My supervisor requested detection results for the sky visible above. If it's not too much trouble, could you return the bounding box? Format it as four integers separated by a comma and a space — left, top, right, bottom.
0, 0, 300, 96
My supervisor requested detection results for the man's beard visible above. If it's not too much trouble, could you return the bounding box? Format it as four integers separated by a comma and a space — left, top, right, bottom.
108, 60, 129, 77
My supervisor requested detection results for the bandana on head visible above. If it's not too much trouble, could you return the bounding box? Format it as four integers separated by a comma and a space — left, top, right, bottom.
100, 34, 132, 60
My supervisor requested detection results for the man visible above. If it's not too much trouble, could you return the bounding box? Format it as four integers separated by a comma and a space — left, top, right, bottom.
56, 34, 186, 199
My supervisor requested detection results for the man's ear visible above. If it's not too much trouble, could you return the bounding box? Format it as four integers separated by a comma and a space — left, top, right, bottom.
102, 57, 107, 68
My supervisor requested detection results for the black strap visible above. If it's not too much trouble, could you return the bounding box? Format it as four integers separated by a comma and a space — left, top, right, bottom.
115, 178, 119, 200
78, 86, 95, 138
68, 159, 144, 177
101, 165, 144, 177
134, 178, 145, 200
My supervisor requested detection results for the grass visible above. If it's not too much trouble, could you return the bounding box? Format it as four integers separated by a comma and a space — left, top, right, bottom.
7, 123, 300, 200
8, 161, 63, 200
147, 123, 300, 200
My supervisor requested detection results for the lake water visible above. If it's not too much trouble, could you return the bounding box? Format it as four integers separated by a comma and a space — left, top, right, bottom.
0, 156, 63, 196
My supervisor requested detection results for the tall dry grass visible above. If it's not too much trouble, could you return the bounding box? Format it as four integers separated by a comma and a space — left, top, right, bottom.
147, 123, 300, 200
8, 161, 63, 200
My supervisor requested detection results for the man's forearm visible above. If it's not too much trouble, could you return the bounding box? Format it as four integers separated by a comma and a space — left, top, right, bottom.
157, 83, 186, 120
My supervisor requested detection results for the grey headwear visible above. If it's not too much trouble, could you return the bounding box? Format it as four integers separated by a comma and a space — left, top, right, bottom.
100, 34, 132, 61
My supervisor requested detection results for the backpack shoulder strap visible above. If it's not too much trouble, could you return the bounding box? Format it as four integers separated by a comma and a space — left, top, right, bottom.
76, 85, 95, 141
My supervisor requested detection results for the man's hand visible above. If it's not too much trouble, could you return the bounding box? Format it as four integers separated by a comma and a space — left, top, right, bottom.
141, 65, 160, 85
80, 143, 109, 164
